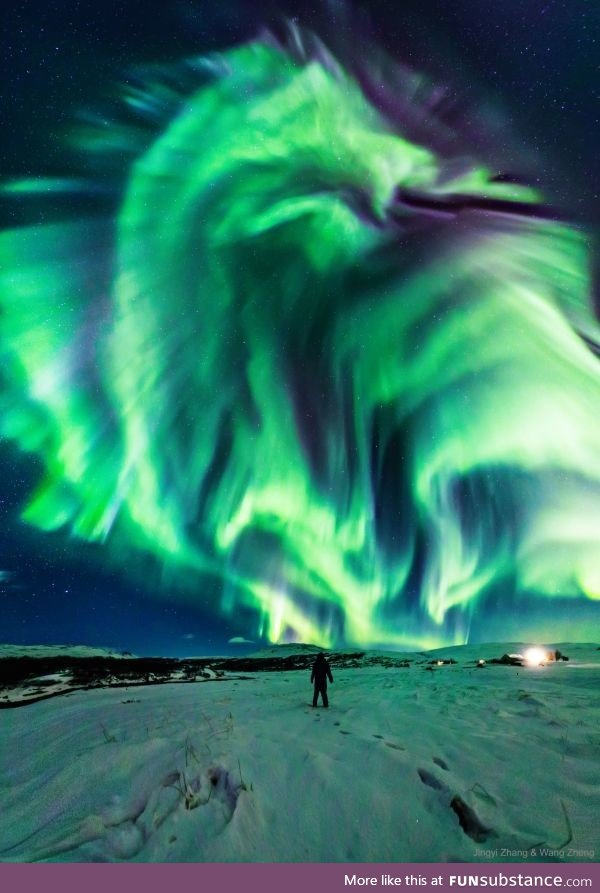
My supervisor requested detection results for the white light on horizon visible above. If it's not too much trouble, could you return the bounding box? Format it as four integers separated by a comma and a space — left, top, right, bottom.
524, 646, 548, 666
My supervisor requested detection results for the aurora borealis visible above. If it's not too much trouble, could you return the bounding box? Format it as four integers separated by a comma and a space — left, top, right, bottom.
1, 2, 599, 653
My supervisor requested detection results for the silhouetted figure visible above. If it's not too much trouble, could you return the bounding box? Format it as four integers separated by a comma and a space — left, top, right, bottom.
311, 652, 333, 707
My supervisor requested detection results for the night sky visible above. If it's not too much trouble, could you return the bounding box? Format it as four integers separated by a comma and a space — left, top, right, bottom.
1, 0, 599, 656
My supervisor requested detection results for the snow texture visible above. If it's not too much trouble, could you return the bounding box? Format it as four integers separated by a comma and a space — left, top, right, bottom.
0, 643, 598, 863
0, 645, 133, 659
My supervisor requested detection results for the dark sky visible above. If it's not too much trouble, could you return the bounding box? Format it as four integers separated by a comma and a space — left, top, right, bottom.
1, 0, 598, 655
2, 0, 598, 215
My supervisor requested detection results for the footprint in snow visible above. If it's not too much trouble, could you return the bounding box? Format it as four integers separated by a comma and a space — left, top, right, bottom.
417, 768, 447, 791
450, 795, 495, 843
6, 764, 243, 862
415, 769, 495, 844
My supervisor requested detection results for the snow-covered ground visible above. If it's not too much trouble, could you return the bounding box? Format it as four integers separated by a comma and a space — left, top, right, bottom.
0, 644, 133, 659
0, 643, 598, 863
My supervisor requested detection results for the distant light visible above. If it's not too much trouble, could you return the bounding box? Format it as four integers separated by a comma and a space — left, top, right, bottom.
524, 647, 547, 666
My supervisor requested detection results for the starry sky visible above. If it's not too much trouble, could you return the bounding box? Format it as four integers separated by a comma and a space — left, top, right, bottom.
1, 0, 599, 657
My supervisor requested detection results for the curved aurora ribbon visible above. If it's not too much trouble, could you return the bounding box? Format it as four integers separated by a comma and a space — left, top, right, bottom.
1, 33, 599, 649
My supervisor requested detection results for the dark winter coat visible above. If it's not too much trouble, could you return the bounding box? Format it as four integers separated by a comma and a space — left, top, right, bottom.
311, 654, 333, 686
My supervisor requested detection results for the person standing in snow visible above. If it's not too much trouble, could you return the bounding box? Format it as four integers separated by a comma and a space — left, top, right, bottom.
311, 652, 333, 707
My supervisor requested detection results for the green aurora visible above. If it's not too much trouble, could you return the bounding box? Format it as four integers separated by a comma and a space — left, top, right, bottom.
1, 35, 599, 648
